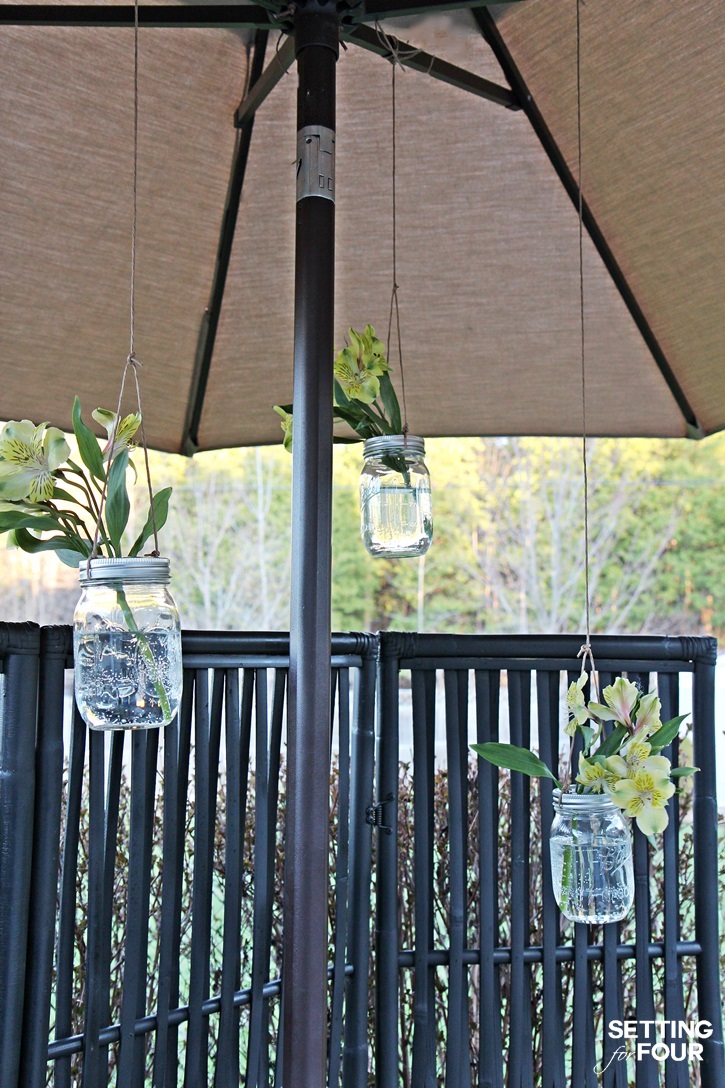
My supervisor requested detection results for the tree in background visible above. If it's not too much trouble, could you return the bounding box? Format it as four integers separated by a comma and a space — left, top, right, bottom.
1, 434, 723, 638
457, 437, 682, 634
147, 447, 292, 631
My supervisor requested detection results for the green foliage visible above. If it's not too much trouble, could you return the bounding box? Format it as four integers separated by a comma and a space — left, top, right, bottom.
649, 714, 689, 753
71, 395, 105, 480
472, 742, 560, 785
128, 487, 172, 557
154, 448, 292, 630
4, 427, 725, 641
0, 400, 171, 563
105, 448, 130, 554
595, 723, 629, 758
274, 324, 404, 450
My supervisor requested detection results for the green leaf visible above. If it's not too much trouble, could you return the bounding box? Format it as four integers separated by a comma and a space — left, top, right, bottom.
49, 486, 79, 504
105, 449, 130, 555
333, 405, 377, 440
333, 404, 367, 428
333, 381, 351, 409
12, 527, 88, 559
670, 766, 699, 777
358, 402, 394, 435
56, 547, 86, 568
0, 509, 61, 533
72, 397, 105, 481
471, 742, 560, 785
594, 723, 629, 758
128, 487, 172, 557
579, 724, 595, 753
649, 714, 689, 753
378, 371, 402, 434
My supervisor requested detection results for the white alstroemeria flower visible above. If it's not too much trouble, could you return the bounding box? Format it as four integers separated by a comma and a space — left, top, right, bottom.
605, 739, 671, 781
0, 420, 69, 503
610, 770, 676, 835
632, 691, 662, 738
565, 672, 591, 736
334, 346, 383, 404
601, 677, 640, 728
575, 753, 614, 793
92, 407, 142, 461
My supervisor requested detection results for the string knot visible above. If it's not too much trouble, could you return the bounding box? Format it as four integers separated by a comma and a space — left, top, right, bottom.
126, 352, 143, 371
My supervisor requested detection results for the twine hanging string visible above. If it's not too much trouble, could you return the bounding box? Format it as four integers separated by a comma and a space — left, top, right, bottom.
574, 0, 598, 699
376, 22, 420, 439
89, 0, 159, 561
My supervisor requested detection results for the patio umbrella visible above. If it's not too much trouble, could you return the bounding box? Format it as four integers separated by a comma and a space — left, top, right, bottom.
2, 1, 722, 449
1, 2, 722, 1084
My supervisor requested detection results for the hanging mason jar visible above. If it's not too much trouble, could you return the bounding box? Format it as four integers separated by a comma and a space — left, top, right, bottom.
360, 435, 432, 558
74, 557, 183, 731
549, 790, 634, 923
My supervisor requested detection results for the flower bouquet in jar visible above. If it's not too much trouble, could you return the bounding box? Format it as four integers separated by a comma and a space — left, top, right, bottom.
0, 398, 182, 730
472, 674, 697, 922
274, 324, 432, 557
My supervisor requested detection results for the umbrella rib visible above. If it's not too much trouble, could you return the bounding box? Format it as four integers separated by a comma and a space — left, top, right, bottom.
346, 24, 519, 112
360, 0, 530, 21
181, 30, 270, 456
0, 4, 277, 29
0, 2, 527, 29
472, 6, 704, 440
235, 34, 295, 127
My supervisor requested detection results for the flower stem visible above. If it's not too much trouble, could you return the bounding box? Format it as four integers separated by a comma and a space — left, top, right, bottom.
115, 588, 172, 721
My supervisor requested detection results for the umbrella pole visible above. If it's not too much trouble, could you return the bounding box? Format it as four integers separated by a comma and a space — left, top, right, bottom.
283, 3, 339, 1084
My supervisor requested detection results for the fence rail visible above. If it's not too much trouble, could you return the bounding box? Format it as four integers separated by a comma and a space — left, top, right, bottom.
375, 633, 724, 1088
0, 625, 722, 1086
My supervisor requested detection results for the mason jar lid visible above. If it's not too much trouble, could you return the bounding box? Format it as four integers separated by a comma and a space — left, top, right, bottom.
552, 788, 620, 814
79, 556, 172, 586
363, 434, 425, 459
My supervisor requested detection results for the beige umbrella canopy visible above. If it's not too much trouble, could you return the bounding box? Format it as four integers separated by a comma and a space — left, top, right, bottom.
1, 0, 722, 451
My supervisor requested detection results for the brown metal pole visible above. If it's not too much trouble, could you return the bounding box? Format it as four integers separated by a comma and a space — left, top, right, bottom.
282, 2, 339, 1084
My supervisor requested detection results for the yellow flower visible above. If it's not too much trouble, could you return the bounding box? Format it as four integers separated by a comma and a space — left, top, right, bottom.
0, 419, 69, 502
92, 407, 142, 461
632, 691, 662, 738
565, 672, 591, 735
601, 676, 640, 728
605, 740, 671, 781
273, 406, 293, 453
334, 325, 389, 404
610, 770, 676, 835
575, 753, 614, 793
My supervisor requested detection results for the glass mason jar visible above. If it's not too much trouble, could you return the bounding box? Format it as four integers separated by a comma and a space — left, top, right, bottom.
360, 435, 433, 558
549, 790, 634, 923
74, 557, 183, 731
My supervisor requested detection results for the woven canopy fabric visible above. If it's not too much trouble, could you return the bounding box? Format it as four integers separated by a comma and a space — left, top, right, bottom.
1, 0, 722, 451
